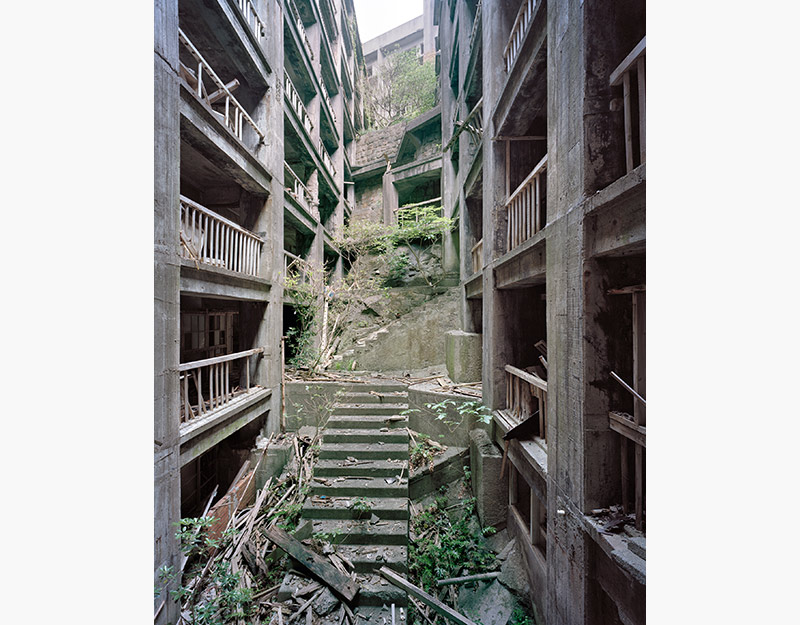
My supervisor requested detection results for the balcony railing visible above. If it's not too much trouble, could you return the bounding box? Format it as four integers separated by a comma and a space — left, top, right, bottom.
284, 250, 312, 285
287, 0, 314, 61
319, 141, 336, 178
610, 37, 646, 173
471, 238, 483, 274
506, 154, 546, 252
284, 162, 315, 212
503, 0, 538, 73
179, 29, 264, 144
320, 78, 337, 125
179, 195, 265, 277
234, 0, 266, 43
284, 71, 314, 136
505, 364, 547, 442
468, 0, 482, 56
178, 348, 264, 424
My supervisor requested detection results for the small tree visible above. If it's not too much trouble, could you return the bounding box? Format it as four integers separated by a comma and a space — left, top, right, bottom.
390, 203, 454, 287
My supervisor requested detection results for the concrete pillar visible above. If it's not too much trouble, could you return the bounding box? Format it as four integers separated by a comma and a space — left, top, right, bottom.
154, 0, 181, 622
381, 169, 398, 225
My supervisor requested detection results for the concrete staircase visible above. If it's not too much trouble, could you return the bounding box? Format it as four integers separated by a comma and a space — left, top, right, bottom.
302, 381, 411, 622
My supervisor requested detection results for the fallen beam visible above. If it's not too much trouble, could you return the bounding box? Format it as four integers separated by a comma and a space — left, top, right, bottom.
436, 571, 501, 587
262, 525, 359, 602
378, 566, 478, 625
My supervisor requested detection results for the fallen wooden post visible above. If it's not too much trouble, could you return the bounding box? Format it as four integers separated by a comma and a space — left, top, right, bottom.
262, 525, 359, 602
436, 571, 501, 587
610, 371, 646, 405
378, 566, 479, 625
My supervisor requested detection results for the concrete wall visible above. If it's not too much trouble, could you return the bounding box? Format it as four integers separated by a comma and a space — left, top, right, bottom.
154, 0, 181, 622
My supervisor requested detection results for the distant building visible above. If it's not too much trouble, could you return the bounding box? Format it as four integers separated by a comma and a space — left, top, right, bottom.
363, 0, 437, 76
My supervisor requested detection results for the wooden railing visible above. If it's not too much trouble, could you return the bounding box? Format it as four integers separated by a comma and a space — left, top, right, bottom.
284, 162, 315, 211
284, 250, 311, 284
471, 239, 483, 274
445, 97, 483, 152
610, 37, 645, 173
505, 365, 547, 441
503, 0, 538, 73
178, 29, 264, 143
319, 140, 336, 178
179, 196, 264, 277
178, 348, 264, 424
506, 154, 546, 251
468, 0, 482, 57
319, 78, 337, 125
287, 0, 314, 61
284, 71, 314, 136
234, 0, 266, 42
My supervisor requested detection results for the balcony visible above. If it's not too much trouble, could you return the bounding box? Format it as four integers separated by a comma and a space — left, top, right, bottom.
319, 77, 337, 126
178, 28, 264, 146
471, 238, 483, 275
179, 195, 264, 277
284, 161, 316, 216
319, 140, 337, 179
610, 37, 646, 174
503, 0, 539, 73
506, 154, 546, 252
284, 70, 314, 138
178, 347, 265, 425
286, 0, 314, 61
232, 0, 266, 44
284, 250, 312, 286
505, 365, 547, 438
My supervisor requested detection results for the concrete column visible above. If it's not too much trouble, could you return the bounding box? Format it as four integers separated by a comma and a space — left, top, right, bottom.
480, 1, 512, 411
261, 0, 286, 432
381, 169, 398, 225
154, 0, 181, 623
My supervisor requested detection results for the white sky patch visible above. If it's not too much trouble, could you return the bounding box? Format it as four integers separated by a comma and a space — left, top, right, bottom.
352, 0, 423, 43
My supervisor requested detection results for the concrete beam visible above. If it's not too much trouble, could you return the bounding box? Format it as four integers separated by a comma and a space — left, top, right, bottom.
179, 260, 272, 301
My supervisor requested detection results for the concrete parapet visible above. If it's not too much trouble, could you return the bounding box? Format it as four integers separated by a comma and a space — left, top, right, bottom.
407, 383, 485, 446
469, 429, 508, 529
445, 330, 482, 383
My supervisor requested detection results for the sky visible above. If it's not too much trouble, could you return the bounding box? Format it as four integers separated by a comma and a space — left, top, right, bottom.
352, 0, 423, 43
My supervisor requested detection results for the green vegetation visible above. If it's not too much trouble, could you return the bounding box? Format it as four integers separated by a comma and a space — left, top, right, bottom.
282, 205, 453, 372
408, 488, 497, 593
364, 48, 438, 129
426, 399, 492, 432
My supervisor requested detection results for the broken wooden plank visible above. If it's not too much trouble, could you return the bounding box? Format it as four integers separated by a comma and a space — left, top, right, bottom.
436, 571, 501, 587
261, 525, 358, 602
610, 371, 646, 405
378, 566, 478, 625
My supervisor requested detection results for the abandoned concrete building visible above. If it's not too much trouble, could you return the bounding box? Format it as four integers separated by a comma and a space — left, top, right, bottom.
155, 0, 645, 623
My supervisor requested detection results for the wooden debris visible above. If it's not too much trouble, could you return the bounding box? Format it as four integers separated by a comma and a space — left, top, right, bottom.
378, 567, 479, 625
262, 525, 359, 602
436, 571, 501, 587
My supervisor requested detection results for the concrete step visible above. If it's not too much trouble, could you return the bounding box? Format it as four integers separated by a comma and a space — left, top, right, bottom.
354, 573, 408, 607
315, 458, 408, 478
312, 519, 408, 546
309, 476, 408, 498
332, 545, 407, 574
323, 428, 408, 444
326, 415, 408, 430
331, 382, 408, 394
338, 391, 409, 404
302, 496, 409, 521
318, 442, 409, 461
332, 403, 408, 416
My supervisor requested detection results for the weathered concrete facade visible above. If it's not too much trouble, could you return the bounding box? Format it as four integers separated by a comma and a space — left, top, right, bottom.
154, 0, 366, 620
436, 0, 646, 622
